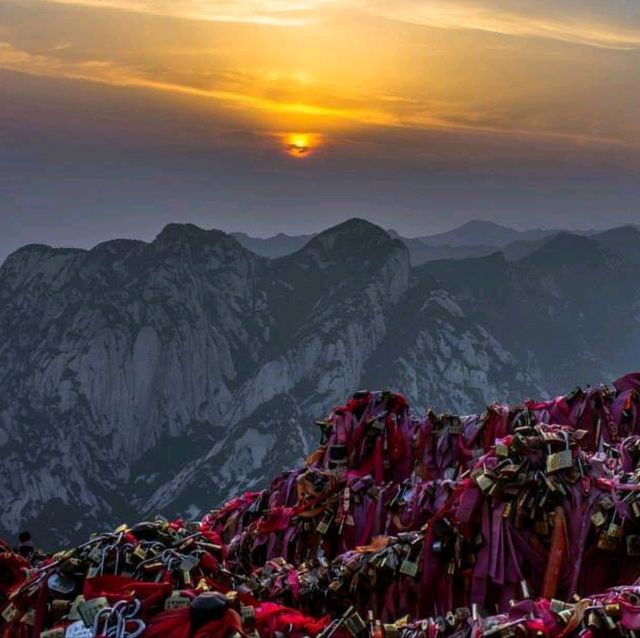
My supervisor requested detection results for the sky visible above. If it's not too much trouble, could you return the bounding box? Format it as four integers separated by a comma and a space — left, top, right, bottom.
0, 0, 639, 260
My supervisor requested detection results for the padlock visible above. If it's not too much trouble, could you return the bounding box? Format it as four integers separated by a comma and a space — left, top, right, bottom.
19, 608, 35, 626
558, 609, 573, 625
316, 509, 334, 535
77, 596, 109, 627
475, 472, 495, 493
67, 596, 85, 621
344, 611, 367, 637
591, 511, 606, 528
1, 603, 19, 623
551, 599, 572, 614
241, 604, 256, 628
496, 441, 509, 458
605, 603, 621, 619
546, 432, 572, 473
328, 579, 342, 591
502, 501, 513, 519
399, 558, 419, 578
133, 545, 148, 561
165, 591, 192, 610
383, 624, 399, 638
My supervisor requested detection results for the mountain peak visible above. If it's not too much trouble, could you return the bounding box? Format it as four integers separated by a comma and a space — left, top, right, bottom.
313, 218, 390, 244
156, 223, 226, 243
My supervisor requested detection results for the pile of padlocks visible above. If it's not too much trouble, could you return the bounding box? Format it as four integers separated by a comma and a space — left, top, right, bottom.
3, 372, 640, 637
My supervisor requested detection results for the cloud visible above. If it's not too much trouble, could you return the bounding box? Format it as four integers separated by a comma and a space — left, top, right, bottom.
38, 0, 640, 49
0, 40, 635, 148
43, 0, 333, 26
363, 0, 640, 50
0, 41, 399, 125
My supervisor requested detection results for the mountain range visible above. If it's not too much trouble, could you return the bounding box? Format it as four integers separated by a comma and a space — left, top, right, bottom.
232, 220, 615, 265
1, 218, 639, 548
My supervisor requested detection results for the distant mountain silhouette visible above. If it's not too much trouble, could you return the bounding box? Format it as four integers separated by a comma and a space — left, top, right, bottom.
230, 231, 315, 258
415, 219, 556, 247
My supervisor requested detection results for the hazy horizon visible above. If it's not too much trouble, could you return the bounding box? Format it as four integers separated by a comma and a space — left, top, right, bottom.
1, 0, 639, 261
1, 214, 637, 265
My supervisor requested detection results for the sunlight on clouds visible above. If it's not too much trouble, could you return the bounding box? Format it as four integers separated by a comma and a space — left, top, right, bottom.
0, 42, 398, 126
40, 0, 640, 49
1, 0, 638, 152
44, 0, 333, 26
364, 0, 640, 50
0, 42, 626, 149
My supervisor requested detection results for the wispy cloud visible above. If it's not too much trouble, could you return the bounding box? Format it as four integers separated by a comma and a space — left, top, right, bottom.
39, 0, 640, 49
0, 41, 634, 148
364, 0, 640, 50
0, 42, 399, 124
43, 0, 333, 26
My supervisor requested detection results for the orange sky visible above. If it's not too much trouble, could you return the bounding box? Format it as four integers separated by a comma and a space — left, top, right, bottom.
0, 0, 638, 251
2, 0, 639, 149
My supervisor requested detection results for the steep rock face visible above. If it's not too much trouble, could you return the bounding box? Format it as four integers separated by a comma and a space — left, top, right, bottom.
420, 236, 640, 393
0, 227, 271, 542
1, 219, 639, 547
0, 219, 411, 544
362, 281, 542, 414
140, 220, 411, 514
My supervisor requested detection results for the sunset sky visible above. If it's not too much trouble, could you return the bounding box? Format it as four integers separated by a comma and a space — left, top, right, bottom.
1, 0, 639, 258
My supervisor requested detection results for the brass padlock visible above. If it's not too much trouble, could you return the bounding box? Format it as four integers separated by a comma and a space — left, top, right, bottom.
1, 603, 19, 623
383, 624, 399, 638
597, 527, 620, 552
344, 611, 367, 637
496, 441, 509, 457
399, 558, 419, 578
476, 473, 494, 492
133, 545, 147, 561
328, 579, 342, 591
591, 511, 606, 528
316, 509, 334, 535
546, 433, 572, 473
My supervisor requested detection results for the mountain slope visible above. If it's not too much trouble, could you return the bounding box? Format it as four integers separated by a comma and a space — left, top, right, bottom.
419, 233, 640, 392
1, 220, 639, 547
417, 220, 556, 247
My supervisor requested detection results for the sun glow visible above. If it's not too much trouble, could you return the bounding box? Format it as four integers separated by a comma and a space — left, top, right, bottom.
285, 133, 315, 157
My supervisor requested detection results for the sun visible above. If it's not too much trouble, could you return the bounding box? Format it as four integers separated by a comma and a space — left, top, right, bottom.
285, 133, 315, 158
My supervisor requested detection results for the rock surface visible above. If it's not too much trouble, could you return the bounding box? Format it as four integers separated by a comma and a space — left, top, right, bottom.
1, 219, 639, 547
